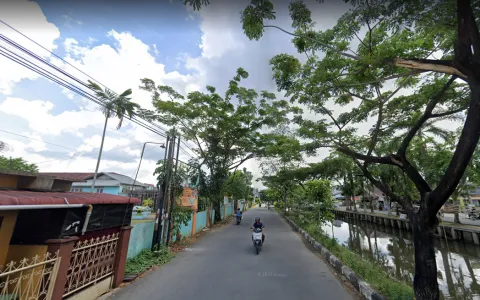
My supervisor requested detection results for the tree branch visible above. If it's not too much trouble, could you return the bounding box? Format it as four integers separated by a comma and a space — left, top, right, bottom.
263, 25, 467, 78
397, 76, 456, 156
346, 91, 373, 103
336, 70, 428, 88
228, 153, 254, 170
352, 158, 412, 211
339, 147, 432, 194
337, 147, 397, 166
263, 25, 360, 60
366, 86, 384, 157
430, 107, 466, 118
391, 59, 467, 79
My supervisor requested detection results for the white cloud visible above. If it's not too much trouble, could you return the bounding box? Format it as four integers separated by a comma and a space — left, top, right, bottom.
1, 0, 460, 190
0, 97, 106, 135
77, 135, 131, 153
60, 30, 200, 111
0, 0, 60, 94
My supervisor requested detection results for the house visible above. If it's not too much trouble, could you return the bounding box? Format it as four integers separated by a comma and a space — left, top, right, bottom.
40, 172, 151, 195
0, 169, 140, 300
469, 187, 480, 207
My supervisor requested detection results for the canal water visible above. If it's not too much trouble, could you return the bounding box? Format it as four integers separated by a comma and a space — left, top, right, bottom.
322, 218, 480, 300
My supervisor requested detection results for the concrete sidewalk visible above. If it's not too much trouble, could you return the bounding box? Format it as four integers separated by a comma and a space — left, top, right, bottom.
106, 207, 354, 300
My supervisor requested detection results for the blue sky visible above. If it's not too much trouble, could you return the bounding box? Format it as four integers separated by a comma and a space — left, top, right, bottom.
0, 0, 352, 185
36, 0, 203, 74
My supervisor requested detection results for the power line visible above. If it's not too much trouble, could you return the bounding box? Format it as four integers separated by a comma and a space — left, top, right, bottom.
0, 21, 200, 163
0, 20, 172, 135
0, 43, 167, 138
0, 129, 77, 151
0, 32, 169, 139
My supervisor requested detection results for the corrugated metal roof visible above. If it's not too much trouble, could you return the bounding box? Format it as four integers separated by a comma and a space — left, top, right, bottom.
39, 172, 93, 181
105, 172, 148, 186
72, 180, 120, 187
39, 172, 149, 186
0, 190, 140, 205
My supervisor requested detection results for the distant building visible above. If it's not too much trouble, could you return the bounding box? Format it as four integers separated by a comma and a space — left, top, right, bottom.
332, 188, 345, 200
469, 187, 480, 207
40, 172, 151, 195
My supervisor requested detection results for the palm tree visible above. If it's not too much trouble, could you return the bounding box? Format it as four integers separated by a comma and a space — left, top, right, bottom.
87, 80, 139, 193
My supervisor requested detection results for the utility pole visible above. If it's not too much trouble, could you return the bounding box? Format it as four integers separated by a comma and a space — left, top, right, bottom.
152, 136, 169, 250
161, 132, 175, 245
166, 134, 181, 246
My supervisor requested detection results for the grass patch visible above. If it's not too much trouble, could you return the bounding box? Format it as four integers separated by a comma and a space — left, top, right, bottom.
125, 248, 174, 275
290, 215, 414, 300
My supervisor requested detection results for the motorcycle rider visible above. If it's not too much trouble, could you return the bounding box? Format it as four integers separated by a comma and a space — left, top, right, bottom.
235, 208, 243, 221
251, 217, 265, 243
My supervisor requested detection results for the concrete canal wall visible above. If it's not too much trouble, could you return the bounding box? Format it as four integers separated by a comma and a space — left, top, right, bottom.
333, 209, 480, 245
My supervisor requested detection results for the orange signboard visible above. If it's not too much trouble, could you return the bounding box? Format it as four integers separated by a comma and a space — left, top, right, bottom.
180, 187, 198, 210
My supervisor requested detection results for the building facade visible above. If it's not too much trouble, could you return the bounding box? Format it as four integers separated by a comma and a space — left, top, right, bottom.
40, 172, 151, 195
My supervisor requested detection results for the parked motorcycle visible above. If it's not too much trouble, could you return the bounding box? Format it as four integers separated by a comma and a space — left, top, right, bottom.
468, 208, 480, 220
236, 215, 242, 225
252, 227, 263, 255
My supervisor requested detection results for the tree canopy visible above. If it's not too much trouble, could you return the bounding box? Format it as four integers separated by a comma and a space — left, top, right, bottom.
180, 0, 480, 298
140, 68, 296, 219
0, 156, 38, 173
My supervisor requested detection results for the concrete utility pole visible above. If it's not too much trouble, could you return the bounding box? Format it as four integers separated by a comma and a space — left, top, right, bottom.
161, 132, 175, 245
166, 134, 181, 246
152, 136, 170, 250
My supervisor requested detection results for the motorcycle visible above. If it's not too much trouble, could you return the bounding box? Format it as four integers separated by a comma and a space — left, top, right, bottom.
468, 209, 480, 220
236, 215, 242, 225
252, 227, 263, 255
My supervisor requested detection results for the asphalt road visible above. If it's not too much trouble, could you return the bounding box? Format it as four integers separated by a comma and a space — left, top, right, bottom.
107, 207, 353, 300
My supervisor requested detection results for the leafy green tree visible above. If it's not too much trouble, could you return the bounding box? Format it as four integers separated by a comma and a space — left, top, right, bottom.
185, 1, 480, 297
140, 68, 294, 220
0, 156, 38, 173
153, 160, 194, 199
304, 179, 334, 223
87, 81, 139, 193
259, 125, 303, 212
223, 169, 253, 201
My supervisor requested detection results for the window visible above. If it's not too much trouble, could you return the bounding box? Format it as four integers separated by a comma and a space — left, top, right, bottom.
96, 188, 104, 193
70, 188, 82, 192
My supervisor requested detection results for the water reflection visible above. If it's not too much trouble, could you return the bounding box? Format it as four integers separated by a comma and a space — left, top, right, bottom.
322, 219, 480, 300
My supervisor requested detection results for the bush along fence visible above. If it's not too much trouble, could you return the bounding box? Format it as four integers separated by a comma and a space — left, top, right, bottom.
127, 201, 250, 259
283, 215, 387, 300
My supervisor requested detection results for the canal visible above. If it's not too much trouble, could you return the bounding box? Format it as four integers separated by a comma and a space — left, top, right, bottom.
323, 218, 480, 300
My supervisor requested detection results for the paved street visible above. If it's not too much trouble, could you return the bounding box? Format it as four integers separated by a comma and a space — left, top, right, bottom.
337, 206, 480, 226
108, 207, 353, 300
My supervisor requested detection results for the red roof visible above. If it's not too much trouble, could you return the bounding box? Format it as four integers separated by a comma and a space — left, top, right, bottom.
39, 172, 94, 181
0, 190, 140, 206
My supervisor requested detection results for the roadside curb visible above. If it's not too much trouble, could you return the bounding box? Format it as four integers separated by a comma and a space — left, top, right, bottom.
283, 215, 386, 300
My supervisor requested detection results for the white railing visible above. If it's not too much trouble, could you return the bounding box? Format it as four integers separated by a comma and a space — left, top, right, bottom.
63, 233, 119, 297
0, 251, 60, 300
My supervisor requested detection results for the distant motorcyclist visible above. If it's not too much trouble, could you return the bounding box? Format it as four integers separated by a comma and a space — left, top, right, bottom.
251, 217, 265, 243
235, 208, 243, 220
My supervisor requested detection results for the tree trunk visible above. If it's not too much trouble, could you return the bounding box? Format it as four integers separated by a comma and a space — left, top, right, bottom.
91, 116, 108, 193
214, 199, 221, 221
454, 211, 461, 223
348, 173, 357, 212
411, 214, 440, 300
